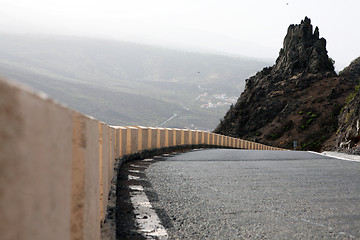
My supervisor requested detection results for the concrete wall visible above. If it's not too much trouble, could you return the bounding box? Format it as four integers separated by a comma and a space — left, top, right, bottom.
0, 77, 282, 240
165, 128, 174, 147
157, 128, 166, 148
126, 127, 138, 154
148, 127, 157, 149
136, 126, 149, 151
174, 128, 181, 146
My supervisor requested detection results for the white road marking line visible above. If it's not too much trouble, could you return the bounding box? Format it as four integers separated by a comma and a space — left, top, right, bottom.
143, 158, 154, 162
129, 169, 141, 173
128, 185, 168, 239
128, 175, 140, 180
130, 164, 142, 168
129, 185, 144, 191
309, 151, 360, 163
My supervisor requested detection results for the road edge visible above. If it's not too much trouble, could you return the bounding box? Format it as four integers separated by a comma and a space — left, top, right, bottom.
309, 151, 360, 163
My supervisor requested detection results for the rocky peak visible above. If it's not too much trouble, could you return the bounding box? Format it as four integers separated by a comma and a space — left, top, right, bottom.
273, 17, 334, 76
214, 17, 356, 151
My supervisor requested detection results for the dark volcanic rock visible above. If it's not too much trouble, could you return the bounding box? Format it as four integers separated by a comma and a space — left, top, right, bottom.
337, 91, 360, 149
273, 17, 334, 76
339, 56, 360, 82
336, 57, 360, 150
214, 17, 355, 151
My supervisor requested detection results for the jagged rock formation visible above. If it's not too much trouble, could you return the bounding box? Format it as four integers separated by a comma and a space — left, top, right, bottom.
273, 17, 334, 75
214, 17, 356, 151
336, 57, 360, 151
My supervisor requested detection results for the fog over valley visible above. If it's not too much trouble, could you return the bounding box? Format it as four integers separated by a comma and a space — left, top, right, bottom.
0, 34, 270, 129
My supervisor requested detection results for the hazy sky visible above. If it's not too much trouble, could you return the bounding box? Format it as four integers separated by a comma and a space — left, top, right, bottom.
0, 0, 359, 70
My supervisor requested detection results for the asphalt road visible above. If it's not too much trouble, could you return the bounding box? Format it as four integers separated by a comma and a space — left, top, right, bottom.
118, 149, 360, 239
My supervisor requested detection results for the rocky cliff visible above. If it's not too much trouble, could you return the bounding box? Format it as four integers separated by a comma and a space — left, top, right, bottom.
336, 57, 360, 152
214, 17, 356, 151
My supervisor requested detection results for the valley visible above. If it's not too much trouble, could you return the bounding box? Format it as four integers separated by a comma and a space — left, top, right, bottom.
0, 34, 269, 130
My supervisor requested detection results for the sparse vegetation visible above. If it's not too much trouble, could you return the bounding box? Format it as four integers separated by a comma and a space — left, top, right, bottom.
300, 135, 327, 151
266, 120, 293, 140
345, 109, 355, 123
316, 97, 325, 103
298, 110, 318, 130
346, 84, 360, 104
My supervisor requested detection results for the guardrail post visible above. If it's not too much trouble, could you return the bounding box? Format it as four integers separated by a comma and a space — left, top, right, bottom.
183, 129, 189, 145
117, 127, 127, 157
174, 128, 181, 146
126, 127, 138, 154
214, 134, 219, 146
135, 126, 149, 151
114, 127, 120, 158
203, 131, 208, 145
190, 130, 196, 145
157, 128, 166, 148
148, 127, 156, 149
165, 128, 174, 147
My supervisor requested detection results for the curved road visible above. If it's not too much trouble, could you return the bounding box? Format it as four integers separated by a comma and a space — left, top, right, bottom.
117, 149, 360, 239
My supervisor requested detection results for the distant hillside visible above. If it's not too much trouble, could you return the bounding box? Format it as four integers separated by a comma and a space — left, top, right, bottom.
214, 17, 356, 151
0, 34, 269, 130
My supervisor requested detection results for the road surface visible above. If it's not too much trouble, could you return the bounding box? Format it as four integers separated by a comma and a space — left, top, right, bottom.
117, 149, 360, 239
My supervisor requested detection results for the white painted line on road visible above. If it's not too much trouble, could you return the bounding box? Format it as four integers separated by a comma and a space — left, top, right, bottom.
143, 158, 154, 162
130, 164, 142, 168
129, 169, 141, 173
128, 175, 140, 180
129, 185, 144, 191
309, 151, 360, 163
128, 185, 169, 239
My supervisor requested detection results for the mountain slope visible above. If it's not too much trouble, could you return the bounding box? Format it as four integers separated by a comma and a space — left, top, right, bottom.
336, 57, 360, 151
0, 34, 269, 129
214, 17, 356, 151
